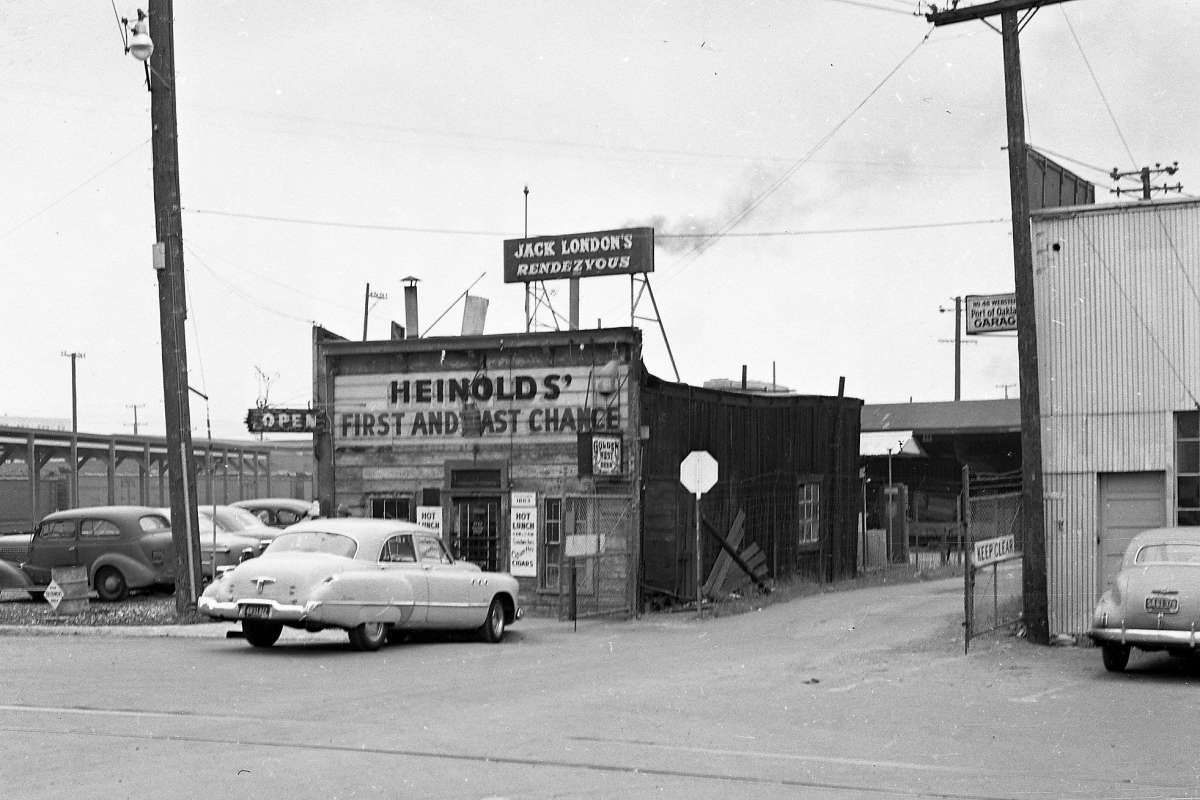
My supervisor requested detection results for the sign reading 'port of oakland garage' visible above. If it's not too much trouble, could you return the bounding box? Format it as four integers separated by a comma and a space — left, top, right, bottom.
503, 227, 654, 283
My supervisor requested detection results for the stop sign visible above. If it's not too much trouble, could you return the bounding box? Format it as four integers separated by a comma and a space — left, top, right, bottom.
679, 450, 718, 497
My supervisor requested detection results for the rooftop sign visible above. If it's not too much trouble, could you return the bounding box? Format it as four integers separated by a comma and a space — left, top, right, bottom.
503, 227, 654, 283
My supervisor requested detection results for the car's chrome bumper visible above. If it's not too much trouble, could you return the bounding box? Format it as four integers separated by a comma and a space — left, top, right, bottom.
1090, 625, 1200, 648
197, 596, 310, 622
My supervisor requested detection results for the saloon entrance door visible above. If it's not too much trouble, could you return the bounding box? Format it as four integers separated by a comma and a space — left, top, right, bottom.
451, 497, 501, 572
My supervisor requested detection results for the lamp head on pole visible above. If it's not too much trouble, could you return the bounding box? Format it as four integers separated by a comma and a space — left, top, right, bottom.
126, 9, 154, 61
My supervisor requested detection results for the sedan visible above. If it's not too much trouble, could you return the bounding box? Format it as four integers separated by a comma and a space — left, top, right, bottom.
197, 518, 523, 651
230, 497, 319, 528
0, 506, 175, 601
156, 507, 272, 579
1090, 526, 1200, 672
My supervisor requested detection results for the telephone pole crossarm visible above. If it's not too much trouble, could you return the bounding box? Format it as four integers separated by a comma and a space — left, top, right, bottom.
926, 0, 1080, 26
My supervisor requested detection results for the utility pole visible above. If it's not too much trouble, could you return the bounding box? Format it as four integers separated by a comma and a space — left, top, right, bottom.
926, 0, 1076, 645
362, 282, 388, 341
126, 403, 145, 435
1110, 162, 1182, 200
148, 0, 203, 613
938, 297, 963, 401
60, 351, 84, 506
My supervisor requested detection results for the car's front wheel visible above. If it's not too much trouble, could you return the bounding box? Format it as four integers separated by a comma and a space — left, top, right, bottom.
348, 621, 387, 651
93, 566, 128, 602
1101, 642, 1131, 672
243, 620, 283, 648
479, 597, 506, 644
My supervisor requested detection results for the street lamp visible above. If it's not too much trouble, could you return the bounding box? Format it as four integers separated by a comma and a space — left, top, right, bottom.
60, 350, 84, 506
120, 1, 204, 612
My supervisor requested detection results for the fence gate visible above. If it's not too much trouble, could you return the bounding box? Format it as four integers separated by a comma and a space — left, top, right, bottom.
562, 494, 635, 620
963, 468, 1024, 652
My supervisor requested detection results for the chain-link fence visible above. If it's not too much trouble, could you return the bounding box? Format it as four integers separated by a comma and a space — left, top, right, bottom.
562, 494, 635, 619
965, 481, 1024, 651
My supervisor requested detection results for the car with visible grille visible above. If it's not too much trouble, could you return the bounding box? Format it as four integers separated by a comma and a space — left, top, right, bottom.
197, 517, 522, 651
1090, 526, 1200, 672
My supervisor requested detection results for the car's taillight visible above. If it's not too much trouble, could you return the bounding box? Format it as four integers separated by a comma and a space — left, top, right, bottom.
239, 547, 256, 563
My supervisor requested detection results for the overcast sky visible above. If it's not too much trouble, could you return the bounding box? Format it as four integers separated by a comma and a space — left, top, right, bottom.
2, 0, 1197, 439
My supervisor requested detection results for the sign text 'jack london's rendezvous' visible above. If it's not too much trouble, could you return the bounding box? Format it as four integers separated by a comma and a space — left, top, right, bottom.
334, 368, 625, 442
503, 227, 654, 283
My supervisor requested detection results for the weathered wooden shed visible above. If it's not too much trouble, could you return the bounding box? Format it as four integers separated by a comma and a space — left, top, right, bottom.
639, 376, 863, 604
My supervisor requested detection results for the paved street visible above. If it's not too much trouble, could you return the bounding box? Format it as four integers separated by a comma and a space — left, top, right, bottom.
2, 576, 1197, 800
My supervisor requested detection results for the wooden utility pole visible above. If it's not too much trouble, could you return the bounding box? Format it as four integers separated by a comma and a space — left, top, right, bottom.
148, 0, 204, 613
61, 350, 85, 506
925, 0, 1082, 645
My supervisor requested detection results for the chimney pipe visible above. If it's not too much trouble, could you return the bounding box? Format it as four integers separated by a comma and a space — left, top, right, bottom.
402, 276, 420, 338
741, 365, 747, 390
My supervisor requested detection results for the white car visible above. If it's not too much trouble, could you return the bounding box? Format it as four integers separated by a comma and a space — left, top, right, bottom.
198, 518, 522, 651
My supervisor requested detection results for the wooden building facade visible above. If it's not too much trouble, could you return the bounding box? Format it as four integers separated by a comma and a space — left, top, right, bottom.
312, 325, 862, 617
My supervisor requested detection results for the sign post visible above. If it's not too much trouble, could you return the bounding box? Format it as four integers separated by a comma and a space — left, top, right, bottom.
680, 450, 718, 619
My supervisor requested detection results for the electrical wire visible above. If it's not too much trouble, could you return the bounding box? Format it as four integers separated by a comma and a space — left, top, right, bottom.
183, 244, 323, 326
1060, 6, 1137, 170
657, 218, 1007, 238
1079, 228, 1198, 407
823, 0, 920, 16
185, 242, 360, 314
185, 207, 1005, 239
184, 208, 509, 237
0, 137, 150, 240
665, 26, 936, 280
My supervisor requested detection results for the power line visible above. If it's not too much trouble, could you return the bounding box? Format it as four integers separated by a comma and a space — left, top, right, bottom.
187, 206, 1005, 239
1059, 6, 1136, 170
185, 242, 360, 313
185, 208, 509, 237
1080, 227, 1198, 407
0, 138, 151, 240
823, 0, 921, 16
666, 27, 936, 279
658, 218, 1008, 238
183, 244, 323, 326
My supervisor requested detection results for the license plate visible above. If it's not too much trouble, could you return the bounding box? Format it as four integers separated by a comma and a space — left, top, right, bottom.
1145, 595, 1179, 614
239, 603, 271, 619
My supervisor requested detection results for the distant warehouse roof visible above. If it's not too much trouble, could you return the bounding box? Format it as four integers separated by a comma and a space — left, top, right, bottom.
861, 399, 1021, 435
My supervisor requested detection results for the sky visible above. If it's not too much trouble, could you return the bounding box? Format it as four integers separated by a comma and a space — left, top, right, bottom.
2, 0, 1198, 440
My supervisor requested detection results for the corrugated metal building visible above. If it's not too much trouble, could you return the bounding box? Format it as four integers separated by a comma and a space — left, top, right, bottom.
1032, 197, 1200, 636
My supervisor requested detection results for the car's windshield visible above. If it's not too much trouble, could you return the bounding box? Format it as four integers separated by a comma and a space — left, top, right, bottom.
1135, 543, 1200, 564
268, 531, 357, 558
213, 506, 270, 531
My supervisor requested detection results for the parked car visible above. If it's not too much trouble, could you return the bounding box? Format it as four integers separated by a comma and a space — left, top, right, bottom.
0, 506, 176, 602
231, 497, 319, 528
156, 506, 273, 578
1090, 526, 1200, 672
197, 504, 285, 542
197, 518, 523, 651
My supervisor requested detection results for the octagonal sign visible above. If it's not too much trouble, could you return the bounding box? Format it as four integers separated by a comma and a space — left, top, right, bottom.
679, 450, 718, 497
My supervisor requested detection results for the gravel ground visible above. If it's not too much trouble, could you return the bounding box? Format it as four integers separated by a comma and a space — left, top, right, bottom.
0, 589, 198, 626
0, 562, 961, 628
